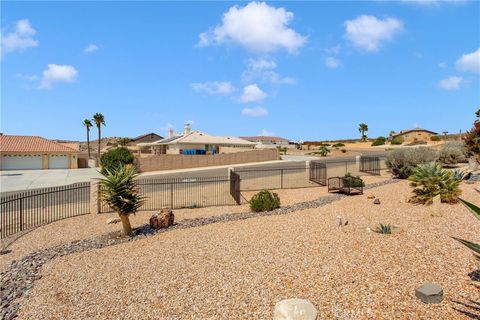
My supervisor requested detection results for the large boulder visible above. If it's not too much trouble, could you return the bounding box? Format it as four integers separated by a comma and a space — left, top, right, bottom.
273, 299, 318, 320
149, 209, 174, 230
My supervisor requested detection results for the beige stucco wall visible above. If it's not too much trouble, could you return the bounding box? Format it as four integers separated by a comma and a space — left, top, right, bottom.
396, 131, 435, 143
135, 149, 279, 172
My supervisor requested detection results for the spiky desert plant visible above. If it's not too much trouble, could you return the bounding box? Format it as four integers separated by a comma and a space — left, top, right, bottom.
452, 169, 467, 182
408, 162, 461, 204
374, 223, 392, 234
99, 165, 145, 236
452, 197, 480, 264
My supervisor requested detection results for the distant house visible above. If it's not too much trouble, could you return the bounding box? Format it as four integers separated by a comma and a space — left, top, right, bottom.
129, 133, 163, 145
240, 136, 290, 148
0, 135, 78, 170
138, 124, 255, 155
390, 128, 438, 144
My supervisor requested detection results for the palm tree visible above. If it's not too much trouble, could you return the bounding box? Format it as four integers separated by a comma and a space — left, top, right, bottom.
358, 123, 368, 142
93, 113, 106, 162
443, 131, 448, 141
99, 165, 145, 236
83, 119, 93, 158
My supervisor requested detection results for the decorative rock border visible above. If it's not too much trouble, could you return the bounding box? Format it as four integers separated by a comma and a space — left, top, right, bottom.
0, 179, 398, 320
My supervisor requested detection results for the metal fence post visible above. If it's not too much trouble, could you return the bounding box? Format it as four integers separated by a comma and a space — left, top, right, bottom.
19, 197, 24, 231
170, 183, 174, 208
281, 169, 284, 189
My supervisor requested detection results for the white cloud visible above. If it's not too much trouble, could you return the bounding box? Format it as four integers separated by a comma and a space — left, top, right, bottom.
456, 48, 480, 74
240, 84, 268, 103
198, 1, 306, 54
84, 44, 99, 53
1, 19, 38, 54
191, 81, 235, 96
259, 129, 275, 136
16, 73, 38, 81
40, 64, 78, 89
325, 57, 341, 69
437, 76, 463, 90
185, 120, 195, 125
325, 44, 341, 55
241, 106, 268, 117
438, 61, 447, 68
242, 58, 295, 84
344, 15, 403, 52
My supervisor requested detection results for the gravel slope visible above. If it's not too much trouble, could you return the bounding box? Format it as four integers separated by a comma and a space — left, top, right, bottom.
17, 181, 480, 319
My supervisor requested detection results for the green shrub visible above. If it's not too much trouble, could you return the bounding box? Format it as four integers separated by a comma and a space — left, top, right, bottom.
430, 135, 441, 142
249, 190, 280, 212
386, 147, 438, 179
371, 139, 386, 146
332, 143, 345, 148
438, 141, 466, 166
343, 173, 365, 187
100, 147, 135, 174
341, 148, 347, 153
408, 162, 461, 204
390, 136, 404, 145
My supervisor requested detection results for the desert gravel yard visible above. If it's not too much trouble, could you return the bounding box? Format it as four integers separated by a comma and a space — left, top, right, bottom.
0, 176, 388, 271
14, 180, 480, 319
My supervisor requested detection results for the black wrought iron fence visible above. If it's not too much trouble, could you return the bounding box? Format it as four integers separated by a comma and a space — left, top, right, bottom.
234, 165, 317, 191
99, 176, 237, 213
0, 182, 90, 239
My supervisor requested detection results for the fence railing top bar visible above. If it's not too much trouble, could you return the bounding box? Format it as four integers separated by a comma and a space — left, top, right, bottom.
138, 175, 231, 182
0, 183, 91, 204
0, 181, 91, 197
234, 166, 306, 172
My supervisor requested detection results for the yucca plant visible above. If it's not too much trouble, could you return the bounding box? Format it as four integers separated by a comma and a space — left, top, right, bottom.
99, 165, 145, 236
374, 223, 392, 234
452, 169, 467, 182
408, 162, 461, 204
452, 197, 480, 265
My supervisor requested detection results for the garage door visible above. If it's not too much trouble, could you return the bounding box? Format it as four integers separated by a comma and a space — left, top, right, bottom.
49, 154, 69, 169
1, 154, 43, 170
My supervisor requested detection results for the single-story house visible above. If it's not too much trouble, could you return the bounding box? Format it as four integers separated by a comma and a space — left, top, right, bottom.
0, 135, 78, 170
390, 128, 438, 143
240, 135, 290, 148
138, 124, 256, 155
129, 133, 163, 145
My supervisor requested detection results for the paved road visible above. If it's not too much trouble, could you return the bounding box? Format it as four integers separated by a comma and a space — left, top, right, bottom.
1, 160, 309, 193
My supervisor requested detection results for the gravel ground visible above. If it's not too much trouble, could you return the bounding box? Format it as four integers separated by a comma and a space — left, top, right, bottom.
1, 176, 387, 271
15, 180, 480, 319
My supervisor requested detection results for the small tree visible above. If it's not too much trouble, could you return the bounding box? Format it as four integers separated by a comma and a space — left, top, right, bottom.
100, 147, 135, 174
358, 123, 368, 142
118, 137, 131, 146
317, 145, 330, 157
99, 166, 145, 235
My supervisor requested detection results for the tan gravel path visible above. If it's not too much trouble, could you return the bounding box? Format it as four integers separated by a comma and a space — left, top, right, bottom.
1, 176, 387, 271
17, 181, 480, 319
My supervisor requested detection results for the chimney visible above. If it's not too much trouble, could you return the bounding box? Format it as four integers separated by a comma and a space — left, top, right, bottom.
184, 123, 191, 135
168, 127, 174, 138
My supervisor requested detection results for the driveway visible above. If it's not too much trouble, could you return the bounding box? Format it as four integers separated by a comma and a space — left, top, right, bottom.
0, 168, 102, 193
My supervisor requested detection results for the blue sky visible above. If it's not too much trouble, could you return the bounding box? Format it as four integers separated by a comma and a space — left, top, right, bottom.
1, 1, 479, 141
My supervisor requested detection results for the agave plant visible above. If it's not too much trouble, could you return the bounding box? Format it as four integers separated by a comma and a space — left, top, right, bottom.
408, 162, 461, 204
99, 165, 145, 236
374, 223, 392, 235
452, 169, 466, 182
452, 197, 480, 264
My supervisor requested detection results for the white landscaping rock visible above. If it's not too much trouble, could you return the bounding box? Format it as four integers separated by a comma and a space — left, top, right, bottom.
273, 299, 318, 320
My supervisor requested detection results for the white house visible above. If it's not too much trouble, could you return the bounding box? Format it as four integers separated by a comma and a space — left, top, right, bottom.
138, 124, 256, 155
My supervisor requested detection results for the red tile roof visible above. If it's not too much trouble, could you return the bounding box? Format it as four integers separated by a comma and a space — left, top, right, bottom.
0, 135, 78, 153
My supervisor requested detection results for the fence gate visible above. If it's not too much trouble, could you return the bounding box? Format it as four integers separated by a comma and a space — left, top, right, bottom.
359, 156, 380, 175
230, 172, 241, 204
309, 161, 327, 186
